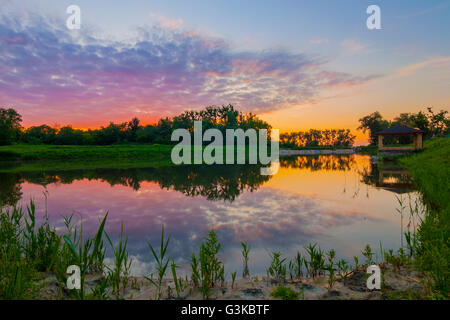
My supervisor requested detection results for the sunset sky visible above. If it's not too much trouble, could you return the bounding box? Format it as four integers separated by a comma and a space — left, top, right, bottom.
1, 0, 449, 144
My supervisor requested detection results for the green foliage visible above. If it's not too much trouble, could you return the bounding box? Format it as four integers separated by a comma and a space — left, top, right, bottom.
241, 241, 250, 278
105, 220, 131, 299
13, 105, 271, 146
231, 271, 237, 289
337, 259, 350, 283
191, 230, 224, 299
270, 286, 299, 300
353, 256, 359, 270
0, 205, 36, 299
0, 107, 22, 145
399, 138, 449, 297
171, 260, 181, 299
358, 107, 449, 145
146, 225, 170, 300
362, 245, 374, 266
358, 111, 389, 145
304, 243, 325, 278
266, 251, 287, 281
326, 249, 336, 289
288, 252, 304, 280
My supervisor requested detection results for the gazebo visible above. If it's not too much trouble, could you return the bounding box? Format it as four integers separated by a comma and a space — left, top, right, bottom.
375, 125, 424, 152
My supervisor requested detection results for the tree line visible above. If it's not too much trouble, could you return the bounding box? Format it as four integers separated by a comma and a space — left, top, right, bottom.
358, 107, 449, 145
280, 129, 356, 148
0, 105, 271, 146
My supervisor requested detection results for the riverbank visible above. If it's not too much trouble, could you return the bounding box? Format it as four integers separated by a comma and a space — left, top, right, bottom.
397, 138, 449, 298
0, 144, 356, 172
36, 264, 425, 300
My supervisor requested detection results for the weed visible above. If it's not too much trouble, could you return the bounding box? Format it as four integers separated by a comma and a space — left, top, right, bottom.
105, 219, 131, 299
266, 251, 286, 281
270, 286, 298, 300
146, 225, 170, 300
241, 242, 250, 278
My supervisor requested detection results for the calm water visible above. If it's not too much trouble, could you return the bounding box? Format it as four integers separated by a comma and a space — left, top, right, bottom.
0, 155, 419, 277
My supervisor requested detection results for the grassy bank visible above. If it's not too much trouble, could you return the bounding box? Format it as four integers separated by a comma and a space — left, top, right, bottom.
0, 144, 273, 172
399, 138, 449, 213
0, 144, 173, 161
0, 144, 175, 172
398, 138, 449, 298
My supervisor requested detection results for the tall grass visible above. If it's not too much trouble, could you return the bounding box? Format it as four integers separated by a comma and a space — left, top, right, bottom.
146, 225, 171, 300
105, 219, 131, 299
190, 230, 224, 299
241, 242, 250, 278
399, 138, 449, 298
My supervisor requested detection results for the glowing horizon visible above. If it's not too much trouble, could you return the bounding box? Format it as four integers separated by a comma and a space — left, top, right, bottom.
1, 1, 449, 145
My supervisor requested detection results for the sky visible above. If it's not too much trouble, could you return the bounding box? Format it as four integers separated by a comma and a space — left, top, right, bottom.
1, 0, 449, 144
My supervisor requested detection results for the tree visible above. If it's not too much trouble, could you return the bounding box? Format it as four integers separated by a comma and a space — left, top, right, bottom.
0, 107, 22, 145
426, 107, 449, 137
55, 126, 84, 145
357, 112, 389, 145
23, 125, 57, 144
127, 117, 141, 142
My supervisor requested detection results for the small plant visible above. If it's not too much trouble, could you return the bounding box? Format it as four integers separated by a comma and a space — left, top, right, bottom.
146, 225, 170, 300
288, 251, 304, 280
241, 242, 250, 278
353, 256, 359, 270
171, 260, 181, 299
105, 219, 132, 299
326, 249, 336, 289
191, 230, 224, 299
337, 259, 350, 283
362, 244, 374, 266
90, 277, 110, 300
266, 251, 286, 281
190, 254, 200, 287
270, 286, 299, 300
304, 243, 325, 278
231, 271, 237, 289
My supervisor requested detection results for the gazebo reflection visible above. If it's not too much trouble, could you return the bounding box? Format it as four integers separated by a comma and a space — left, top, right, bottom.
360, 162, 415, 194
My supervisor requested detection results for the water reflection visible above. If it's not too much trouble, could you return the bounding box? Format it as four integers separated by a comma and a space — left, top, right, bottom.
359, 162, 415, 194
0, 155, 418, 276
280, 155, 355, 171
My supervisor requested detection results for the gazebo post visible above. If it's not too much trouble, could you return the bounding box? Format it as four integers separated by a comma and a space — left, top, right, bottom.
414, 133, 423, 150
378, 135, 383, 149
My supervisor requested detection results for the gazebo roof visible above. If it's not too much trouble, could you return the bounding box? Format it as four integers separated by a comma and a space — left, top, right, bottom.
375, 125, 424, 136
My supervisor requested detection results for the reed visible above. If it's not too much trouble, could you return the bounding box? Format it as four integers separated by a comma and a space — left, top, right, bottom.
241, 241, 250, 278
171, 260, 181, 299
266, 251, 287, 281
362, 244, 374, 266
304, 243, 325, 278
146, 225, 170, 300
326, 249, 336, 289
105, 219, 131, 299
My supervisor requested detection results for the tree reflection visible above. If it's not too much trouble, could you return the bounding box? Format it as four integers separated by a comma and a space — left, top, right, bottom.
0, 165, 271, 203
280, 155, 355, 171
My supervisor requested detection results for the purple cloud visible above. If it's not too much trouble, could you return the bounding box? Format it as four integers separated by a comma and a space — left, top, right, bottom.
0, 12, 380, 126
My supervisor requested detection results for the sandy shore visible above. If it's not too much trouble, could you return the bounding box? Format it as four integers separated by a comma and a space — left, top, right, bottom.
38, 264, 425, 300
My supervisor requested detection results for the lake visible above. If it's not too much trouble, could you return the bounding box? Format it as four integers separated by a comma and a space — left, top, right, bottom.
0, 154, 420, 278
